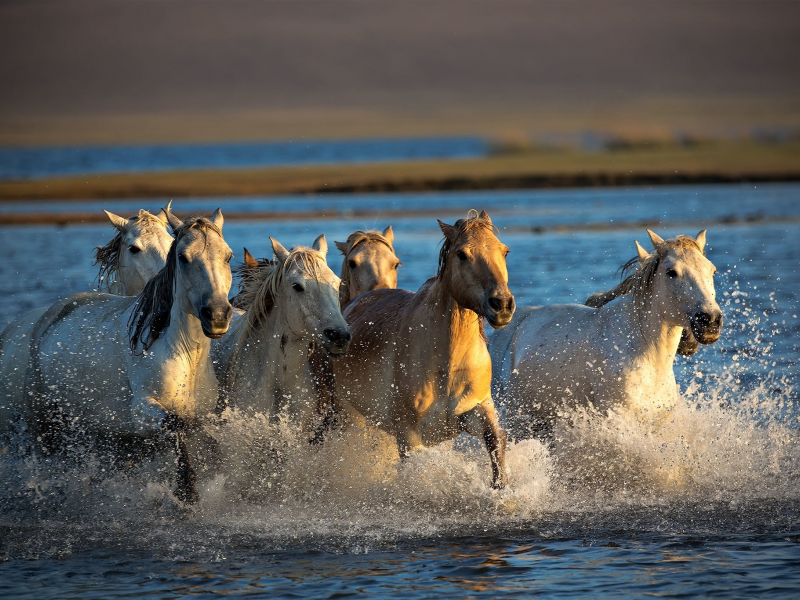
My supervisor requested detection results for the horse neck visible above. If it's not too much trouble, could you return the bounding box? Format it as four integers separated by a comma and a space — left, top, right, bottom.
418, 277, 484, 365
615, 287, 683, 365
163, 292, 211, 363
238, 306, 311, 398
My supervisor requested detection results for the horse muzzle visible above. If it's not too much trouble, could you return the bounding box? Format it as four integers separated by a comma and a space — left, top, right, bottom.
322, 326, 352, 355
484, 294, 515, 329
690, 310, 723, 344
200, 302, 233, 339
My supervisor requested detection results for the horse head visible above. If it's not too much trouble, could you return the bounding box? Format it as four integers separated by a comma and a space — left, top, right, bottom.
164, 207, 233, 339
97, 205, 173, 295
335, 225, 400, 308
437, 209, 515, 329
270, 235, 352, 355
643, 229, 722, 345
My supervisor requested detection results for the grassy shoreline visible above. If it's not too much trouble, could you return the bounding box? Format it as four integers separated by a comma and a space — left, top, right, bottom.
1, 141, 798, 209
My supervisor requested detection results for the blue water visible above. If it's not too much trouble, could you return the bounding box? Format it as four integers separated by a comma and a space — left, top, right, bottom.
1, 183, 799, 597
0, 137, 487, 181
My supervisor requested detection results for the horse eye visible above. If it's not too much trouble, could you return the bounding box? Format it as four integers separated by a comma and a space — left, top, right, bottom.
666, 269, 678, 278
292, 282, 304, 293
393, 263, 400, 270
348, 260, 357, 269
128, 246, 141, 255
226, 254, 233, 264
457, 250, 468, 261
178, 254, 189, 264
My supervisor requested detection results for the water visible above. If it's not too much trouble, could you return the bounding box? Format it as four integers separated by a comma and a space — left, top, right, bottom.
0, 137, 487, 181
1, 183, 799, 597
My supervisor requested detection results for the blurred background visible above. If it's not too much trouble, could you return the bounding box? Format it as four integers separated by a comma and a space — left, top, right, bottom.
0, 0, 798, 208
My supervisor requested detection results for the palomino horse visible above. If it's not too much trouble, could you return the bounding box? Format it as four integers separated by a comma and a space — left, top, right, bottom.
330, 210, 515, 489
94, 207, 174, 296
491, 229, 722, 440
335, 226, 399, 308
0, 206, 173, 434
214, 235, 350, 429
11, 209, 233, 503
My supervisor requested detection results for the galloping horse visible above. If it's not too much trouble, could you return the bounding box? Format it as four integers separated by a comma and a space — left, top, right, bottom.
214, 235, 350, 429
8, 209, 233, 503
0, 206, 173, 433
331, 210, 515, 489
491, 229, 722, 439
335, 226, 399, 308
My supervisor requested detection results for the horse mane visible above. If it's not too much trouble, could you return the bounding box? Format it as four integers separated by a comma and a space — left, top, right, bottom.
338, 229, 396, 307
234, 246, 324, 332
127, 216, 222, 353
93, 210, 164, 292
437, 209, 497, 280
230, 255, 275, 309
585, 235, 704, 309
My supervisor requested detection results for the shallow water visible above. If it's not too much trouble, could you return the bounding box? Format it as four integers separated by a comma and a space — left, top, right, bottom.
0, 137, 486, 181
1, 183, 799, 598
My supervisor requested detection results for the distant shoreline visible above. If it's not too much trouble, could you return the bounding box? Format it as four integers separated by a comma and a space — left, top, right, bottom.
0, 141, 798, 218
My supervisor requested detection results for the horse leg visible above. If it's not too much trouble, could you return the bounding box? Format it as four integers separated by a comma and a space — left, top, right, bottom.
163, 414, 198, 504
395, 427, 423, 460
308, 345, 338, 445
459, 399, 508, 490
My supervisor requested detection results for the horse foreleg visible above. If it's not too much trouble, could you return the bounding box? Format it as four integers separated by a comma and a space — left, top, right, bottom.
163, 414, 198, 504
460, 400, 508, 490
308, 345, 337, 445
395, 427, 423, 459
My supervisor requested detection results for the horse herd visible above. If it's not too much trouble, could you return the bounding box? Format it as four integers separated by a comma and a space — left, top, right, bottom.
0, 206, 723, 503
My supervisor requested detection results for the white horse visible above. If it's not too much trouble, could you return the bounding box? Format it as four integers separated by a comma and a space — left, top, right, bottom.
215, 235, 350, 430
0, 206, 173, 433
8, 209, 233, 503
491, 229, 722, 439
94, 207, 174, 296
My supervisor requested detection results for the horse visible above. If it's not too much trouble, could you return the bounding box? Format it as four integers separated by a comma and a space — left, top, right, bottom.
335, 226, 399, 309
491, 229, 722, 440
8, 209, 233, 503
214, 235, 351, 430
0, 206, 173, 434
94, 206, 174, 296
329, 210, 515, 489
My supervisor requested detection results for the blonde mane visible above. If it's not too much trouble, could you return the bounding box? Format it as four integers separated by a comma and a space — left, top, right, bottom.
338, 230, 396, 307
93, 210, 165, 292
127, 216, 222, 353
234, 246, 325, 332
585, 235, 704, 309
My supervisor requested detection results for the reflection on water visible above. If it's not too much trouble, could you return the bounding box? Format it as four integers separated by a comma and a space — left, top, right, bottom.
1, 183, 798, 597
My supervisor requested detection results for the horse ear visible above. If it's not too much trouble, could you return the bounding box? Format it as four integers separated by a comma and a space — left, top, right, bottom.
382, 225, 394, 245
211, 208, 224, 231
103, 210, 129, 232
479, 210, 492, 224
695, 229, 707, 252
243, 247, 258, 269
335, 240, 348, 255
312, 234, 328, 257
646, 229, 665, 250
438, 219, 457, 242
270, 237, 290, 263
162, 207, 183, 232
158, 201, 172, 225
635, 240, 649, 265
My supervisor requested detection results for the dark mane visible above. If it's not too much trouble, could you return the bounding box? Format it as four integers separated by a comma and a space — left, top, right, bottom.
437, 209, 497, 280
338, 229, 396, 308
127, 216, 222, 353
231, 255, 275, 310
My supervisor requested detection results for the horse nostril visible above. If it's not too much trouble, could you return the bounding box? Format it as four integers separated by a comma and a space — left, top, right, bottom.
200, 306, 213, 322
324, 328, 351, 344
487, 297, 502, 311
694, 312, 712, 327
